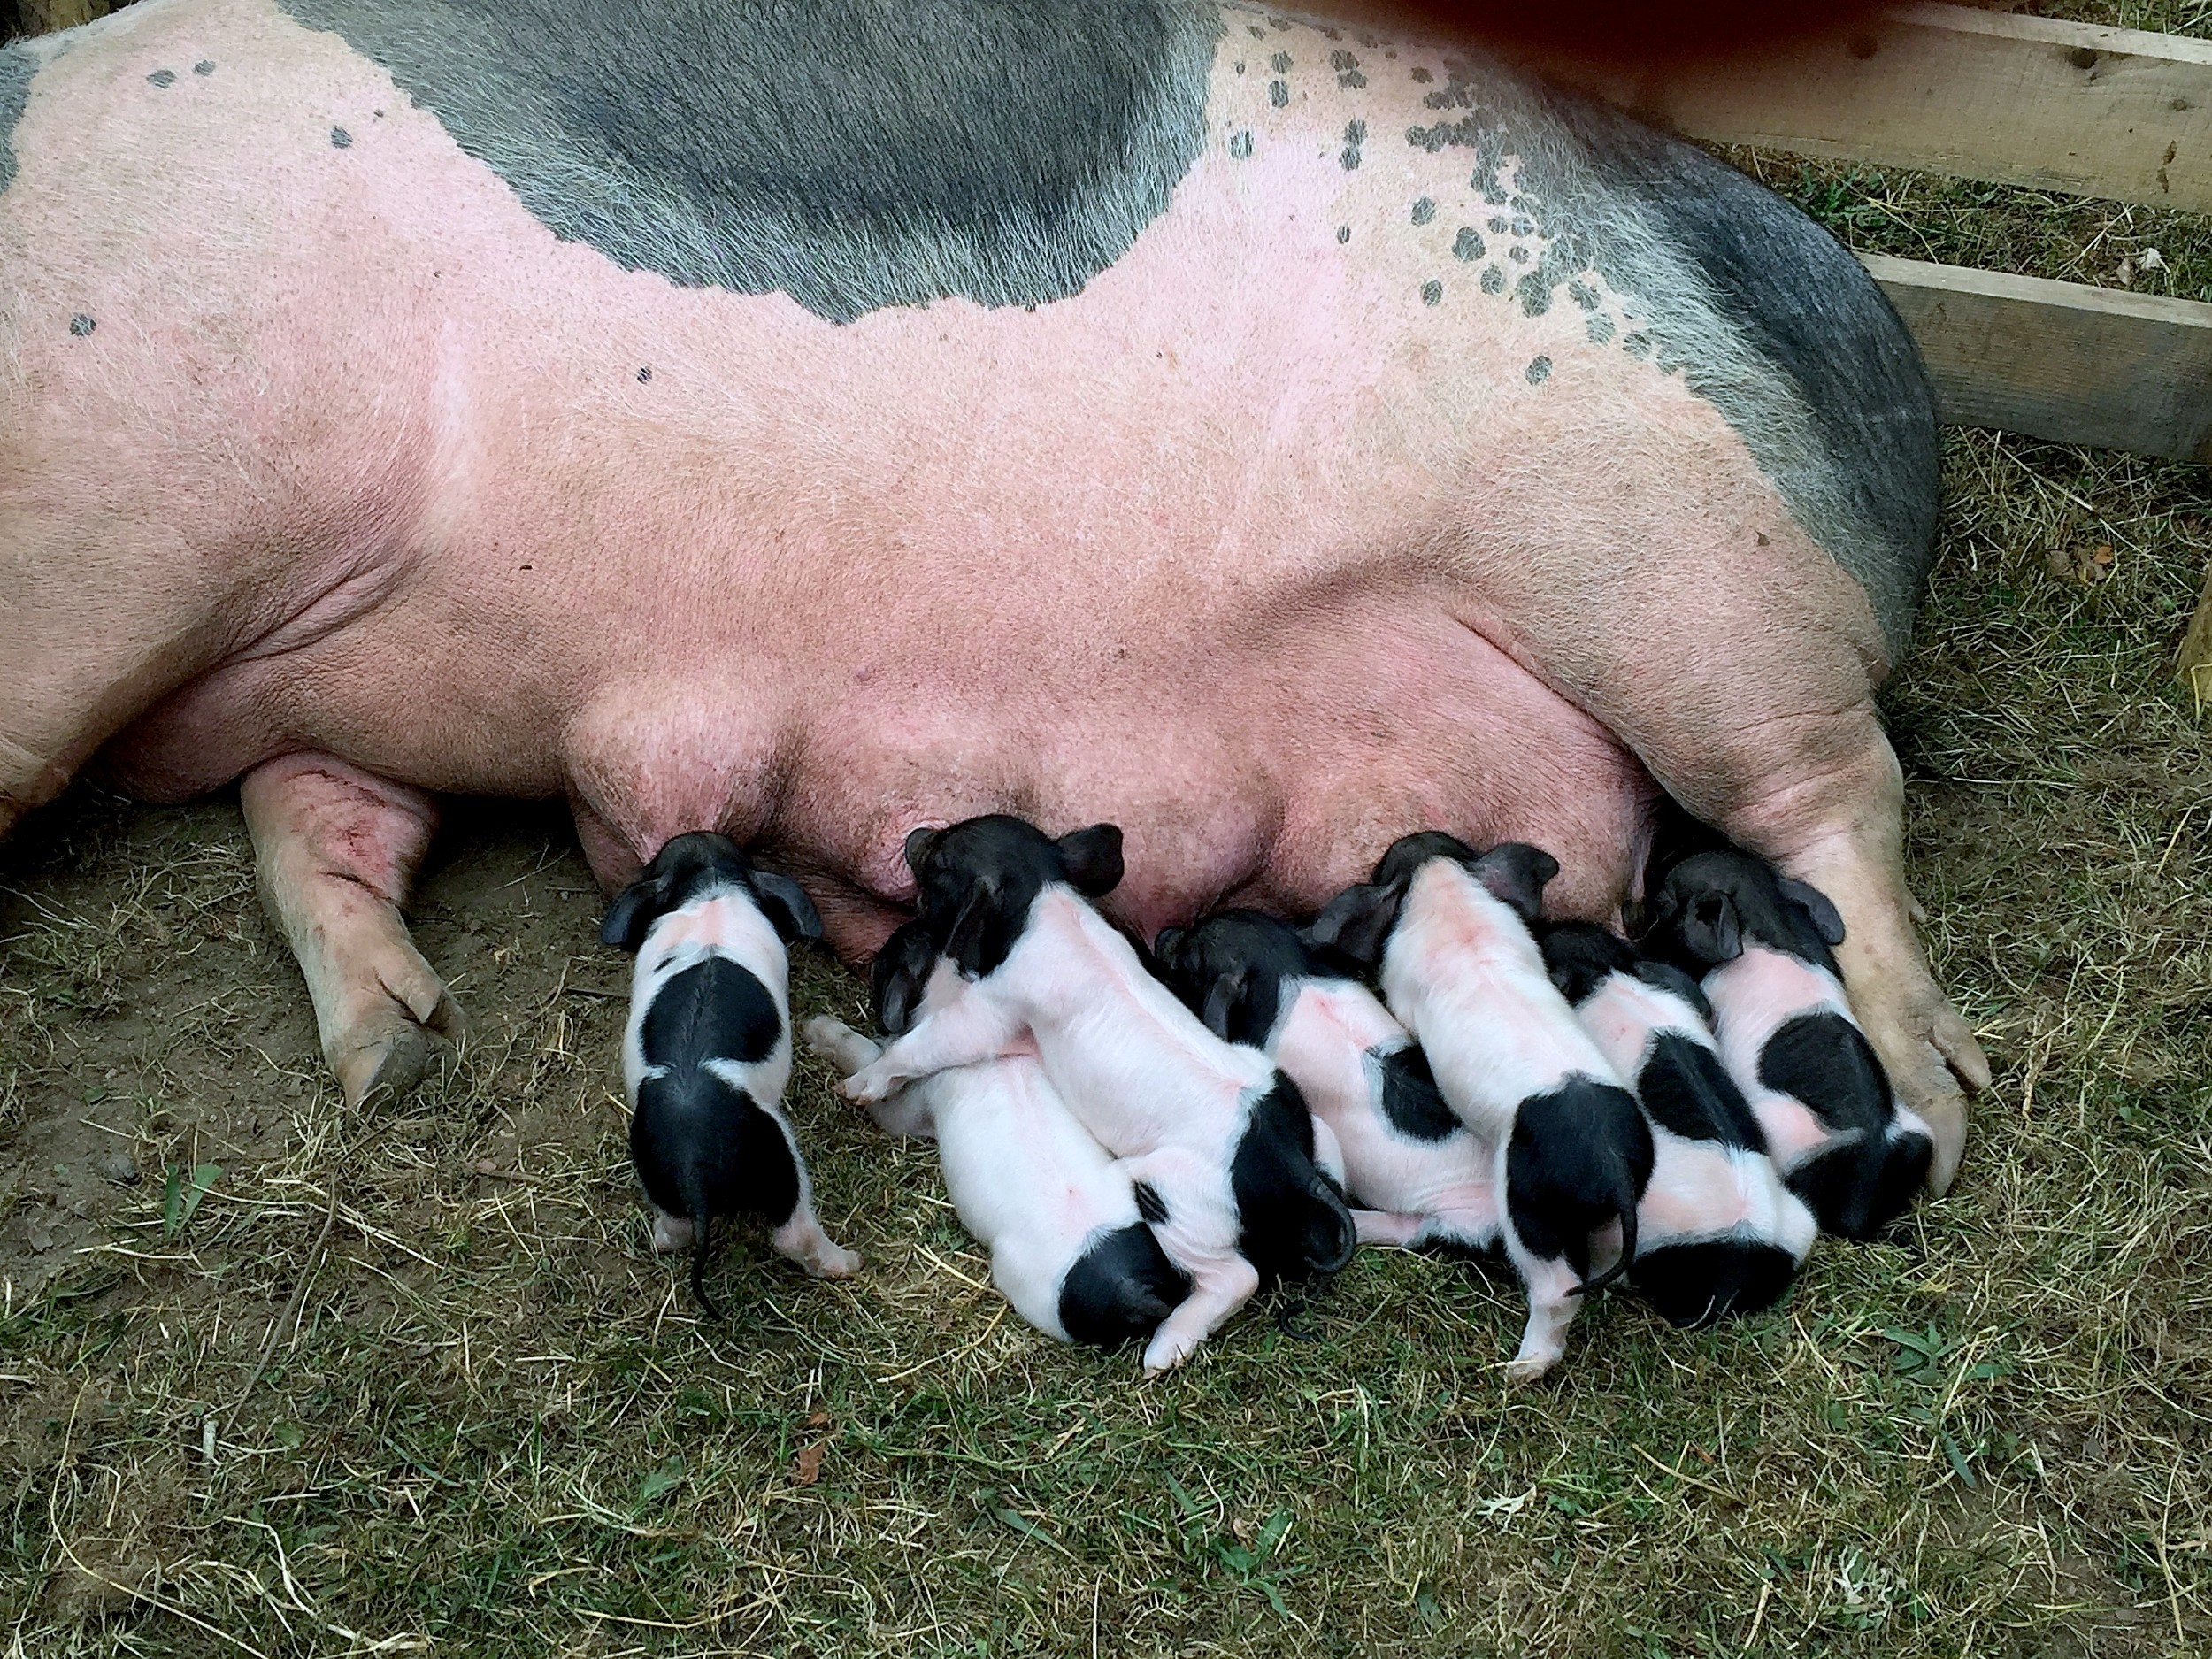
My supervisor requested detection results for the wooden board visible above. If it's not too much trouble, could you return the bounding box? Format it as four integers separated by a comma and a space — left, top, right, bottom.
1525, 5, 2212, 212
1860, 252, 2212, 462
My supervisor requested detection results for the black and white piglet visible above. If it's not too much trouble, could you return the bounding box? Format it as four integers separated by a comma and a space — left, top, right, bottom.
1540, 923, 1817, 1327
1310, 833, 1653, 1379
603, 833, 860, 1312
1640, 849, 1934, 1240
803, 919, 1189, 1349
1153, 910, 1500, 1256
841, 816, 1355, 1375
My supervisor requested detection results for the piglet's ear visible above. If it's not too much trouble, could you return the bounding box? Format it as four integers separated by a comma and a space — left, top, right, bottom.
1681, 890, 1743, 965
1471, 842, 1559, 926
902, 826, 941, 879
751, 871, 825, 945
944, 883, 997, 976
874, 960, 925, 1036
1303, 881, 1403, 970
1056, 824, 1125, 897
1153, 925, 1188, 966
1775, 876, 1846, 946
1200, 972, 1248, 1045
599, 873, 667, 952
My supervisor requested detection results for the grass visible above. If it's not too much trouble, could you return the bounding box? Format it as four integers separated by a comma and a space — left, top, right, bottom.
4, 7, 2212, 1659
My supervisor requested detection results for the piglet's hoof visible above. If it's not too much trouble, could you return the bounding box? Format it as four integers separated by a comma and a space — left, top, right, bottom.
1852, 981, 1984, 1197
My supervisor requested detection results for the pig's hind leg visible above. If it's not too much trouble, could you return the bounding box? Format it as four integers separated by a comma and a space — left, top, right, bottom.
242, 754, 462, 1108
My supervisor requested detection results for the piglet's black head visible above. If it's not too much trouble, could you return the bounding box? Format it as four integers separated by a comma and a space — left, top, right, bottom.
902, 814, 1124, 979
1153, 910, 1317, 1048
869, 918, 941, 1037
600, 831, 826, 952
1538, 921, 1640, 1006
1641, 849, 1845, 975
1305, 833, 1562, 970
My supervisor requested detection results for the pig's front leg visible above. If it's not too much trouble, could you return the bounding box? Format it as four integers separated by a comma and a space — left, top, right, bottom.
803, 1016, 936, 1138
241, 754, 463, 1107
841, 993, 1026, 1103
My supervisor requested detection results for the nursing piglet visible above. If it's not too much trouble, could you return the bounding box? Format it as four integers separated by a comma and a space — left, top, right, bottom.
841, 816, 1355, 1375
1154, 910, 1500, 1256
1309, 833, 1653, 1379
1540, 922, 1817, 1327
603, 833, 860, 1313
1641, 849, 1934, 1239
803, 919, 1189, 1348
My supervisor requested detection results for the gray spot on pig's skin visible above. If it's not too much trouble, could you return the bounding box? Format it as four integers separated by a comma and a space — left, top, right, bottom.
331, 126, 352, 147
1525, 355, 1550, 384
69, 313, 95, 335
148, 69, 177, 88
196, 61, 217, 75
276, 0, 1222, 326
1410, 196, 1434, 225
1395, 59, 1933, 651
1421, 280, 1442, 306
0, 43, 35, 198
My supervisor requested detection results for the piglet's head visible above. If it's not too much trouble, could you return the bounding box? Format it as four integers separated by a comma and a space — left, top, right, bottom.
1153, 910, 1313, 1048
902, 814, 1124, 979
1304, 833, 1561, 970
868, 918, 941, 1036
1538, 920, 1640, 1006
599, 831, 825, 952
1641, 849, 1845, 974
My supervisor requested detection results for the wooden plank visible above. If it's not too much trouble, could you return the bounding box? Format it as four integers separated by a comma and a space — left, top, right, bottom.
1859, 252, 2212, 462
1520, 4, 2212, 214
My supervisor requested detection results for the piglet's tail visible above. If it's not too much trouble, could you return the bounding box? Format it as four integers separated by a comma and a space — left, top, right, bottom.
684, 1166, 720, 1319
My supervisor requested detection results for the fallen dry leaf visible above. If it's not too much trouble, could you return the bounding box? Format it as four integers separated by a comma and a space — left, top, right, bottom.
793, 1442, 824, 1486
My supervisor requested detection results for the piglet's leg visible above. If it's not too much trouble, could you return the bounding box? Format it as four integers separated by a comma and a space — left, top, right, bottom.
842, 995, 1025, 1103
770, 1205, 863, 1279
1141, 1256, 1262, 1377
1354, 1210, 1428, 1248
1502, 1253, 1585, 1384
242, 754, 461, 1108
803, 1018, 937, 1139
650, 1209, 695, 1254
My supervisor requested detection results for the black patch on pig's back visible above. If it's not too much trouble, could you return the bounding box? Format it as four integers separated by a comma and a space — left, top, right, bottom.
632, 1070, 802, 1226
1371, 1045, 1460, 1142
1757, 1011, 1890, 1134
1058, 1222, 1190, 1347
277, 0, 1221, 323
641, 958, 782, 1070
1637, 1035, 1764, 1150
1, 43, 35, 198
1503, 1075, 1653, 1276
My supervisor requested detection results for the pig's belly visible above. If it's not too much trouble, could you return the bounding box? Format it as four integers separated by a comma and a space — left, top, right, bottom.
23, 0, 1771, 930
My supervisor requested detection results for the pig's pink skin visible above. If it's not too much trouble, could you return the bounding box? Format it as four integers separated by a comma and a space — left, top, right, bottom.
1, 0, 1980, 1166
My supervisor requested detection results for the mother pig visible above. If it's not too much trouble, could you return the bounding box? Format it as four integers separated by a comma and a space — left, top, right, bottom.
0, 0, 1985, 1187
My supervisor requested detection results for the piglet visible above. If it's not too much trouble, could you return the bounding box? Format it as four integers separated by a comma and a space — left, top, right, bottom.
841, 816, 1355, 1375
1640, 849, 1934, 1239
602, 833, 860, 1313
1154, 910, 1500, 1256
1309, 833, 1653, 1379
1540, 922, 1818, 1327
803, 919, 1189, 1348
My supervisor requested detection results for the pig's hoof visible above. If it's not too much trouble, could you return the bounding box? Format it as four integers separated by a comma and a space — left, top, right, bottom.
806, 1243, 864, 1279
1857, 981, 1985, 1197
330, 995, 464, 1109
1502, 1352, 1561, 1386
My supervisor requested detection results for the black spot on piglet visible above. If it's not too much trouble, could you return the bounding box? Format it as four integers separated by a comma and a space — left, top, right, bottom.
195, 60, 216, 75
1371, 1046, 1459, 1142
68, 314, 96, 337
331, 126, 353, 148
147, 70, 176, 88
642, 958, 781, 1069
1058, 1222, 1190, 1348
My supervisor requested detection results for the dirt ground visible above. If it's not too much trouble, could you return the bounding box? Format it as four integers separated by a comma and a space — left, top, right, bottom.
5, 4, 2212, 1656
